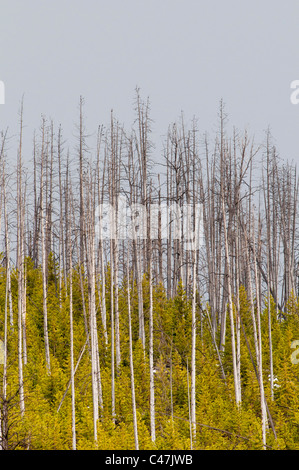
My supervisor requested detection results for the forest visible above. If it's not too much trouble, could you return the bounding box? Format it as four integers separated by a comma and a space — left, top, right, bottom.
0, 91, 298, 450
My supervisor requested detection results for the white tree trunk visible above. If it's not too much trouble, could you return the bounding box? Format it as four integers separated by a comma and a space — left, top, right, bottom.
68, 239, 76, 450
40, 123, 51, 375
17, 101, 25, 417
149, 239, 156, 443
221, 197, 241, 406
190, 248, 197, 445
127, 246, 139, 449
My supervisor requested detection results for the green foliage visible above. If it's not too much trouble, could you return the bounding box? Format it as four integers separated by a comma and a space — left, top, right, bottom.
0, 264, 298, 450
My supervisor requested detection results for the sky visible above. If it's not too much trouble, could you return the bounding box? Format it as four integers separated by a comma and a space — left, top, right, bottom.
1, 0, 299, 168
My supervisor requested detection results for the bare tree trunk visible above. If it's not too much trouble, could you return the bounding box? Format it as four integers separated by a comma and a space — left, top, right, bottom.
264, 141, 274, 400
17, 100, 25, 416
127, 245, 139, 450
1, 137, 13, 329
97, 130, 108, 344
86, 169, 101, 443
40, 119, 51, 375
68, 199, 76, 450
128, 134, 145, 348
186, 358, 193, 450
57, 125, 65, 310
148, 203, 156, 443
79, 96, 85, 267
109, 113, 121, 368
22, 260, 27, 366
110, 240, 116, 425
190, 246, 197, 445
1, 132, 8, 422
243, 211, 268, 449
221, 188, 240, 405
251, 215, 268, 449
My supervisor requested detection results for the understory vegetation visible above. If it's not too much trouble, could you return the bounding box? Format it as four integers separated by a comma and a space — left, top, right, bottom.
0, 261, 299, 449
0, 92, 299, 449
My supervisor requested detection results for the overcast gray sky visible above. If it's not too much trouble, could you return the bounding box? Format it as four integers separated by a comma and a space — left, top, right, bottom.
1, 0, 299, 166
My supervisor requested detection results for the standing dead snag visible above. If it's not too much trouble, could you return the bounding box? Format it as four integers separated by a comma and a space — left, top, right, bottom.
67, 185, 76, 450
251, 214, 268, 449
1, 93, 298, 449
190, 228, 197, 445
85, 165, 103, 443
78, 96, 85, 268
219, 125, 241, 405
126, 244, 139, 450
96, 126, 108, 344
148, 191, 156, 443
16, 100, 26, 416
40, 118, 51, 375
1, 131, 9, 422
